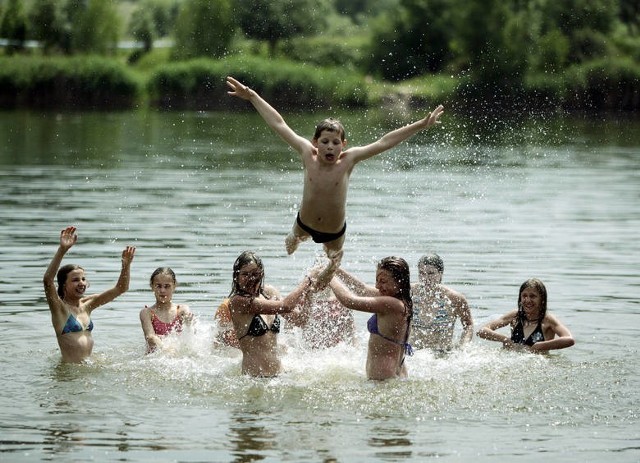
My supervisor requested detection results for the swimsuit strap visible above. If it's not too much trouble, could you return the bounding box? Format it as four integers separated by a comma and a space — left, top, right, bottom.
368, 313, 414, 356
401, 308, 414, 357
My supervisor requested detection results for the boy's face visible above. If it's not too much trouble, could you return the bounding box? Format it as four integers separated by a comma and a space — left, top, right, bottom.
419, 264, 442, 287
313, 129, 346, 164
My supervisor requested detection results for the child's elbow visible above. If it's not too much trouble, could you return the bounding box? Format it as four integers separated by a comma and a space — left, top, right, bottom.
116, 282, 130, 293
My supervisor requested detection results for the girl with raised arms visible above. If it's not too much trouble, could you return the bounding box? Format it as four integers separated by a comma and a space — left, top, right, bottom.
43, 226, 135, 363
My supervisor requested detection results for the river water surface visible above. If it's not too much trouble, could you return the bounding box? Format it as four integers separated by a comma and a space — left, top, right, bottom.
0, 109, 638, 462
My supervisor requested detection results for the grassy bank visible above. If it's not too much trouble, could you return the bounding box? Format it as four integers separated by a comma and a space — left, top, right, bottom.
147, 55, 369, 110
0, 55, 638, 112
0, 56, 142, 110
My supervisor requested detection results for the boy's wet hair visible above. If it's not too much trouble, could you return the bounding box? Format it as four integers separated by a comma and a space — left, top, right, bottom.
314, 118, 346, 141
418, 253, 444, 273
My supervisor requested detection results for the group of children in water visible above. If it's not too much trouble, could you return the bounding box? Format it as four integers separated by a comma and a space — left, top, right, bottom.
43, 77, 574, 378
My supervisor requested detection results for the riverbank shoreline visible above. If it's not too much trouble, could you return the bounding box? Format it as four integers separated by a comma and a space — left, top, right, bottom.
1, 54, 638, 113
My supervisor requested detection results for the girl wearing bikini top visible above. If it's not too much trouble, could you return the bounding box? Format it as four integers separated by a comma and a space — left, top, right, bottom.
140, 267, 194, 353
330, 257, 413, 380
228, 250, 338, 377
43, 226, 136, 363
477, 278, 575, 352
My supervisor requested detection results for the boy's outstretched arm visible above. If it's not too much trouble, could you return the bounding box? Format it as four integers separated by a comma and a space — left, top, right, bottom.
348, 105, 444, 163
226, 76, 311, 155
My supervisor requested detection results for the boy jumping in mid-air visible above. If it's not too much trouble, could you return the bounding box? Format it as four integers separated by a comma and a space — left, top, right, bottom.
226, 76, 444, 262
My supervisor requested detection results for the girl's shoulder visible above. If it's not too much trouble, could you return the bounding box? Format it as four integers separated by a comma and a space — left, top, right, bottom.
228, 293, 253, 311
215, 299, 232, 322
499, 309, 520, 325
139, 304, 154, 317
377, 294, 406, 315
263, 284, 281, 300
542, 312, 562, 325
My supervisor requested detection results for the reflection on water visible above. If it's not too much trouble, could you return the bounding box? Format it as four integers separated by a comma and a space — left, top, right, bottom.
229, 412, 275, 462
369, 424, 413, 461
43, 425, 85, 457
0, 110, 638, 461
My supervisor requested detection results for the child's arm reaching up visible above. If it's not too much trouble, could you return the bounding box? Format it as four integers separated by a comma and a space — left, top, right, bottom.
226, 76, 313, 156
347, 105, 444, 163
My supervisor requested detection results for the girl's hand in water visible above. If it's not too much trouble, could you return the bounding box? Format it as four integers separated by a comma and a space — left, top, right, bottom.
179, 307, 194, 325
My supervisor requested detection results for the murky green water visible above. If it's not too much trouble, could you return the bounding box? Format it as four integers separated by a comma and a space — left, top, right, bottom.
0, 109, 638, 462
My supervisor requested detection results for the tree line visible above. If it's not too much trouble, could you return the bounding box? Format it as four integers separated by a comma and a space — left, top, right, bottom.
1, 0, 638, 110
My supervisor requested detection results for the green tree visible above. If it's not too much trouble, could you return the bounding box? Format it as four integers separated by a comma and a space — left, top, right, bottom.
450, 0, 529, 97
148, 0, 180, 38
28, 0, 65, 54
538, 0, 618, 64
129, 6, 156, 53
236, 0, 332, 56
335, 0, 399, 22
0, 0, 27, 54
72, 0, 121, 55
173, 0, 234, 59
368, 0, 454, 80
59, 0, 85, 54
619, 0, 640, 35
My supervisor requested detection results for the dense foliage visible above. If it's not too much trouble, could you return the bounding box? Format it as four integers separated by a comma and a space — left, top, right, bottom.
147, 55, 368, 110
0, 55, 141, 109
172, 0, 234, 59
0, 0, 638, 111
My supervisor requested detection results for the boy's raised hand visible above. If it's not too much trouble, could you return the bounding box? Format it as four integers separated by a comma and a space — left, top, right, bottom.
424, 105, 445, 128
226, 76, 252, 100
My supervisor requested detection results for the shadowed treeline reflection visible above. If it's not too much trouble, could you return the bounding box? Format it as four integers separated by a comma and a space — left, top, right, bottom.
3, 110, 639, 169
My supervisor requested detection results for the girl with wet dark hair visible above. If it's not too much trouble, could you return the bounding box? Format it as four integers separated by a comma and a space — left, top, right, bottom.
330, 256, 414, 380
227, 250, 338, 377
477, 278, 574, 352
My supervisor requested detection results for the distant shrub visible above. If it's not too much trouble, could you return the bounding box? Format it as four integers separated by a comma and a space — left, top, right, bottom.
0, 56, 142, 109
279, 34, 368, 71
523, 74, 568, 110
563, 57, 640, 111
530, 30, 571, 74
147, 55, 369, 110
525, 57, 640, 111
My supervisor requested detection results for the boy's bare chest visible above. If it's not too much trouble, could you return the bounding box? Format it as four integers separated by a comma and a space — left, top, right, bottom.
304, 165, 350, 190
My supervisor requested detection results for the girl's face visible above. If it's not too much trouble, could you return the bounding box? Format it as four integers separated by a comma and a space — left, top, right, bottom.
63, 269, 87, 300
237, 262, 263, 294
313, 129, 346, 164
151, 273, 176, 304
520, 287, 542, 319
375, 269, 400, 297
418, 264, 442, 287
